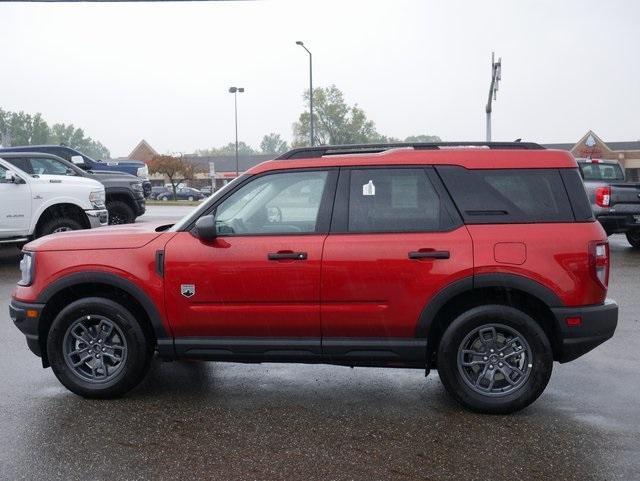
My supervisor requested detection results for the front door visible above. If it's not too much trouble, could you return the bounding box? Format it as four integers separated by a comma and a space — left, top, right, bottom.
320, 167, 474, 364
164, 169, 337, 359
0, 161, 31, 236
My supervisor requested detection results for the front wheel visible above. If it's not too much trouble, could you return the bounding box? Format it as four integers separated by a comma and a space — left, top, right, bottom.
437, 305, 553, 414
626, 228, 640, 248
47, 297, 153, 398
38, 217, 84, 238
107, 200, 136, 225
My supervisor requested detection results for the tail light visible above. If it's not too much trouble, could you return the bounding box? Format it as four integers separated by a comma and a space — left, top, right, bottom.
595, 186, 611, 207
589, 241, 610, 289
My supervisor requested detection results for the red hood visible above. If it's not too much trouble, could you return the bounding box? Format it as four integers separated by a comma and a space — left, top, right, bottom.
25, 223, 173, 252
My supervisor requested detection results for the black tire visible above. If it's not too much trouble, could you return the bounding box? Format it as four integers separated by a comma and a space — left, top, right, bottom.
38, 217, 84, 238
437, 305, 553, 414
626, 228, 640, 248
46, 297, 153, 399
188, 196, 194, 202
159, 195, 168, 201
106, 200, 136, 225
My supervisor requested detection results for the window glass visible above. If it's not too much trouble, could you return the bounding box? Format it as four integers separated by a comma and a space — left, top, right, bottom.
0, 163, 9, 183
29, 157, 74, 176
437, 167, 574, 223
348, 168, 442, 232
215, 170, 328, 235
578, 162, 624, 181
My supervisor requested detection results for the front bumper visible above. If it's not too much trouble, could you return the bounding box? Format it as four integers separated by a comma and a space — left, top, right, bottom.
551, 299, 618, 362
10, 298, 45, 358
85, 208, 109, 227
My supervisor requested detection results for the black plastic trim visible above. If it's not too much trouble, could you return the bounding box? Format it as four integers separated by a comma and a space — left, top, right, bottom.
37, 272, 170, 341
155, 250, 165, 277
551, 299, 618, 362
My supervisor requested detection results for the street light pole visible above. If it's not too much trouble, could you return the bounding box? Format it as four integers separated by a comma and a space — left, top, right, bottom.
296, 41, 314, 146
228, 86, 245, 176
485, 52, 502, 142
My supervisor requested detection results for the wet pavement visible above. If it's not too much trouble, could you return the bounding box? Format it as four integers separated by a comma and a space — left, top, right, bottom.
0, 211, 639, 480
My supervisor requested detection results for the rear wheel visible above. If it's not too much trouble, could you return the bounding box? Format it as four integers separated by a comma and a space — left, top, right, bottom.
107, 200, 135, 225
38, 217, 84, 237
47, 297, 152, 399
626, 228, 640, 248
437, 305, 553, 414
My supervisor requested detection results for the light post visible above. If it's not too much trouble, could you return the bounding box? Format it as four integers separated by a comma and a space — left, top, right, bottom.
228, 86, 245, 176
485, 52, 502, 142
296, 41, 314, 146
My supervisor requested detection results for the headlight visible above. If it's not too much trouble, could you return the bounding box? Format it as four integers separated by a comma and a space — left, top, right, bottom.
131, 182, 143, 194
89, 190, 106, 209
19, 252, 35, 286
137, 165, 149, 178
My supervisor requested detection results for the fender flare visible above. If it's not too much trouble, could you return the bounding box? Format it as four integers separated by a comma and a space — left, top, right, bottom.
415, 273, 564, 338
38, 271, 169, 341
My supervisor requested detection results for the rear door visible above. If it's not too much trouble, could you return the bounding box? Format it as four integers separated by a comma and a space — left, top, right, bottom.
320, 167, 473, 364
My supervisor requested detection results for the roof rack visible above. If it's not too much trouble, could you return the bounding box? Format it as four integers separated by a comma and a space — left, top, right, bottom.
276, 141, 545, 160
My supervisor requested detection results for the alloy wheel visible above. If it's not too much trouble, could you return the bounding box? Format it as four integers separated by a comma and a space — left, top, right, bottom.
62, 315, 128, 383
457, 323, 533, 397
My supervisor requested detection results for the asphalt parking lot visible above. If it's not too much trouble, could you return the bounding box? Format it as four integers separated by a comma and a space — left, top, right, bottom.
0, 206, 639, 481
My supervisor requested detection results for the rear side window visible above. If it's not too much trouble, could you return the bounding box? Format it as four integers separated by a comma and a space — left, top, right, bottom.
347, 168, 446, 232
436, 166, 575, 223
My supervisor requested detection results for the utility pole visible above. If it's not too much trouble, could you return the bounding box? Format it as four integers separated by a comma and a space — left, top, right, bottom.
228, 86, 245, 176
485, 52, 502, 142
296, 41, 314, 146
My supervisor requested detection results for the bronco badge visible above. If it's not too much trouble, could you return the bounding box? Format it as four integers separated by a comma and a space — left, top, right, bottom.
181, 284, 196, 298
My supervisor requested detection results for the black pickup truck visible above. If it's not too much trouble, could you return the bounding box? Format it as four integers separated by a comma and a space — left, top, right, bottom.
1, 153, 146, 224
577, 158, 640, 248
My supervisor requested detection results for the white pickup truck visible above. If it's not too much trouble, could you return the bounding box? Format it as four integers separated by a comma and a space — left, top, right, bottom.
0, 153, 108, 245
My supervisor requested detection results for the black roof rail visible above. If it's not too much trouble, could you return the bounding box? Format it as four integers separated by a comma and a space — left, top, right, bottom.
276, 141, 545, 160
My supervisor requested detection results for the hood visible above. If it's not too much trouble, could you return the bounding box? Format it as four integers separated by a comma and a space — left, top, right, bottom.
25, 222, 173, 252
36, 174, 104, 190
87, 170, 140, 181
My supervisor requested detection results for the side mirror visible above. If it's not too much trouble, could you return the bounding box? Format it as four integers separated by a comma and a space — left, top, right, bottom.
4, 170, 21, 183
194, 214, 217, 241
70, 155, 88, 169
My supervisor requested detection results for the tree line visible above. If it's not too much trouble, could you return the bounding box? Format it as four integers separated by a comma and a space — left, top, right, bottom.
0, 108, 110, 159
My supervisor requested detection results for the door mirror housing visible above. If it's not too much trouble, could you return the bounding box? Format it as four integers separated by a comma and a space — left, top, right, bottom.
70, 155, 88, 169
194, 214, 217, 241
4, 170, 22, 184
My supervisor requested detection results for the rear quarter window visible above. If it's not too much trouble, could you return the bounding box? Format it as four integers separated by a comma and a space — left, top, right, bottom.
436, 166, 576, 224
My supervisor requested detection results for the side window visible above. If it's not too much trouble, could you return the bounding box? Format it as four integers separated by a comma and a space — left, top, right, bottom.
214, 170, 329, 235
437, 166, 574, 223
347, 168, 443, 233
0, 163, 8, 184
29, 157, 74, 176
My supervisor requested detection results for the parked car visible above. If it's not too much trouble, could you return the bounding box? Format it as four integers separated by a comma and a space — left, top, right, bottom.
2, 153, 146, 225
577, 158, 640, 247
149, 186, 168, 200
0, 153, 107, 245
0, 145, 152, 198
200, 185, 213, 196
156, 186, 205, 201
10, 142, 617, 414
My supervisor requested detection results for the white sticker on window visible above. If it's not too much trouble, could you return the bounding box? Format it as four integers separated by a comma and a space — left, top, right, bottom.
362, 180, 376, 196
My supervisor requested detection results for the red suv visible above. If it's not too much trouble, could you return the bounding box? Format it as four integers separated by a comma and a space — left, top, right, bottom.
10, 142, 618, 413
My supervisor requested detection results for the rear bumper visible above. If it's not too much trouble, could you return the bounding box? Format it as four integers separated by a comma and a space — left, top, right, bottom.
10, 298, 45, 358
597, 214, 640, 234
551, 299, 618, 362
85, 208, 109, 227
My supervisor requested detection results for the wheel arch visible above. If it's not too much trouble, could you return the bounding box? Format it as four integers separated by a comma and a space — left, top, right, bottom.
34, 203, 90, 235
419, 274, 564, 365
37, 272, 171, 366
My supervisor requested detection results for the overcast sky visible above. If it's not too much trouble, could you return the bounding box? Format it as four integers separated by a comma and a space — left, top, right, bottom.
1, 0, 639, 157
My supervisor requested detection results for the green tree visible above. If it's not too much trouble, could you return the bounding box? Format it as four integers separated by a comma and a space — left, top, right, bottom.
292, 85, 386, 146
260, 133, 289, 155
0, 107, 110, 159
404, 134, 442, 143
196, 141, 257, 156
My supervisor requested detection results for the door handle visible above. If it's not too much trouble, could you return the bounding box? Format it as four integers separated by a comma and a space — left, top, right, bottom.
408, 250, 450, 260
268, 251, 308, 261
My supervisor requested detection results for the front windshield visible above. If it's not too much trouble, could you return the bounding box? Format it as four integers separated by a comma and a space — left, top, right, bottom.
169, 175, 247, 231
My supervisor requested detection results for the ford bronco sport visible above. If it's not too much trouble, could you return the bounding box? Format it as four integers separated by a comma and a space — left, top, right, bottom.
10, 142, 618, 414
